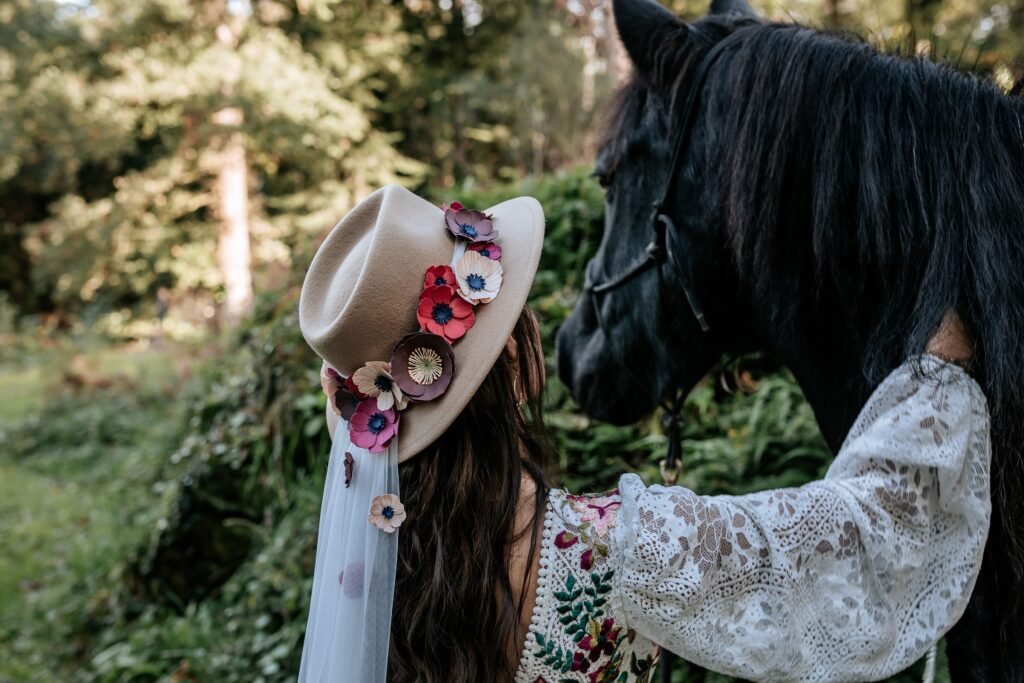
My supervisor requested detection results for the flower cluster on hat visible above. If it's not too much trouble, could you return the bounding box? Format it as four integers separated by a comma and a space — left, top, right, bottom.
417, 284, 475, 343
352, 360, 409, 411
455, 250, 503, 305
390, 332, 455, 402
444, 206, 499, 243
349, 401, 399, 453
467, 241, 502, 261
368, 493, 406, 533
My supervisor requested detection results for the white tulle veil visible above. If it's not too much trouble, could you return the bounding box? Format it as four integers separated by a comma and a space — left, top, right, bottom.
297, 427, 399, 682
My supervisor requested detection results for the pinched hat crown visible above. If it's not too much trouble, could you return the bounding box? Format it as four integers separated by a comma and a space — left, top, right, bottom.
299, 184, 545, 462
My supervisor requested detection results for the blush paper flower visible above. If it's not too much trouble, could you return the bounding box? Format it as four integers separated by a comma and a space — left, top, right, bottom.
368, 493, 407, 533
444, 207, 498, 243
423, 264, 457, 289
352, 360, 409, 411
390, 332, 455, 402
467, 241, 502, 261
349, 402, 399, 453
416, 285, 475, 343
455, 250, 503, 305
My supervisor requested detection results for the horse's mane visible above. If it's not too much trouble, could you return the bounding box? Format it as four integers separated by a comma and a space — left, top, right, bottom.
605, 19, 1024, 620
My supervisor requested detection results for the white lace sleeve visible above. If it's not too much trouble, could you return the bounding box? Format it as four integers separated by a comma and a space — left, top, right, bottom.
610, 356, 991, 682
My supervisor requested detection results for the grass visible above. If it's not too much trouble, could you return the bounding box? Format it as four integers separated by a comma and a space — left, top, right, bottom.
0, 337, 192, 682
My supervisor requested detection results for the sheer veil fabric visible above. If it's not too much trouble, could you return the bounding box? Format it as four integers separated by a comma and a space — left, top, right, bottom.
298, 430, 399, 682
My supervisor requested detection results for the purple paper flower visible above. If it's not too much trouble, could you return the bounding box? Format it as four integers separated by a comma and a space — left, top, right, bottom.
349, 402, 399, 453
390, 332, 455, 403
444, 207, 498, 243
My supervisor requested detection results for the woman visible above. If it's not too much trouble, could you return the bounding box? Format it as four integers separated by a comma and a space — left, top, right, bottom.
297, 185, 989, 683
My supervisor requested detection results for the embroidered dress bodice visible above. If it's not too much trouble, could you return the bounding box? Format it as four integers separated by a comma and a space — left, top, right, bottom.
515, 357, 991, 683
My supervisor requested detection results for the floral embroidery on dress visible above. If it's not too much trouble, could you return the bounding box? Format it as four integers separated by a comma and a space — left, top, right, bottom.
515, 488, 658, 683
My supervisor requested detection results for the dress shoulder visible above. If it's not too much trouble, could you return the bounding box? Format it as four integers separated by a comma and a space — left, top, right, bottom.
515, 487, 660, 683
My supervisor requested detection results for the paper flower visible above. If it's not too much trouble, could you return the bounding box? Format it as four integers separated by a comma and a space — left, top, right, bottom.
424, 264, 456, 290
368, 493, 407, 533
321, 362, 361, 420
338, 561, 365, 598
454, 251, 503, 305
344, 451, 354, 488
467, 241, 502, 261
349, 402, 399, 453
390, 332, 455, 402
416, 285, 475, 343
352, 360, 409, 412
441, 200, 464, 212
444, 207, 498, 243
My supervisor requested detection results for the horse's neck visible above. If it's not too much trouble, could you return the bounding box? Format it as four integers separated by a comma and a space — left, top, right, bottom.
767, 332, 873, 453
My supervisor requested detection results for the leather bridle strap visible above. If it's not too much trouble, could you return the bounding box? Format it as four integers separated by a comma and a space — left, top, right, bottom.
586, 26, 757, 328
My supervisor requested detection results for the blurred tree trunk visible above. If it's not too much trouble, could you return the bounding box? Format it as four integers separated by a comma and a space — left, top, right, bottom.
212, 11, 253, 326
605, 0, 631, 85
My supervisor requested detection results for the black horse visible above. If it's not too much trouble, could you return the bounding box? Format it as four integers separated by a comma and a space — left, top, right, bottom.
556, 0, 1024, 680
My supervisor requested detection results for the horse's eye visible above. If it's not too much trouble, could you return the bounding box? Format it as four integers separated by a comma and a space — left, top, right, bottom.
591, 170, 612, 190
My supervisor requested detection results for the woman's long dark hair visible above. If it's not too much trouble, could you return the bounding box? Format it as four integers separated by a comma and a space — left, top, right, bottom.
388, 307, 555, 683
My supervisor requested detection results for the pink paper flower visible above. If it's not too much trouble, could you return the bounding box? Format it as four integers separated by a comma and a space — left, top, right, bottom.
368, 493, 407, 533
423, 265, 457, 289
349, 402, 399, 453
467, 241, 502, 261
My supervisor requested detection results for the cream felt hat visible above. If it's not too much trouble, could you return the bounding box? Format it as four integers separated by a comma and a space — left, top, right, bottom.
299, 184, 545, 463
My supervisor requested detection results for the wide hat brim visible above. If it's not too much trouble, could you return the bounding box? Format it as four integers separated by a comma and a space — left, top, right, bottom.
299, 184, 545, 463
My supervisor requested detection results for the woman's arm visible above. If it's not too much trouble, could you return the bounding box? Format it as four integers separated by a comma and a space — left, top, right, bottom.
610, 355, 990, 682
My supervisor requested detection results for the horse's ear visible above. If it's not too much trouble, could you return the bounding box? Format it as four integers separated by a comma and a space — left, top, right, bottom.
613, 0, 688, 81
709, 0, 757, 16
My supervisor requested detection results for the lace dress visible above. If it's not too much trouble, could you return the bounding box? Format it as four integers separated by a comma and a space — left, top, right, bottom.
515, 357, 991, 683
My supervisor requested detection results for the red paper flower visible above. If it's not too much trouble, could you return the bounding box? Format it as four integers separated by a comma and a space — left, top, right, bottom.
349, 402, 399, 453
423, 265, 456, 290
467, 241, 502, 261
441, 200, 464, 212
416, 285, 475, 343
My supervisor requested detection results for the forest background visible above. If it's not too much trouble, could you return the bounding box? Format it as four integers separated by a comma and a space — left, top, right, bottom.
1, 0, 1021, 681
